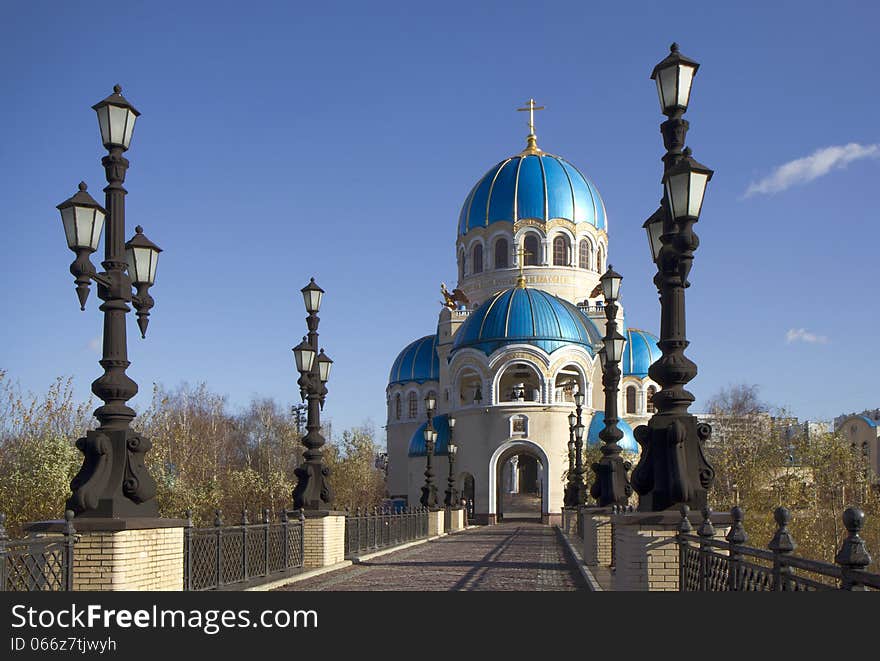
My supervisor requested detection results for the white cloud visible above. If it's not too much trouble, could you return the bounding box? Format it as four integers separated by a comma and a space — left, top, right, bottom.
87, 337, 101, 354
785, 328, 828, 345
745, 143, 880, 197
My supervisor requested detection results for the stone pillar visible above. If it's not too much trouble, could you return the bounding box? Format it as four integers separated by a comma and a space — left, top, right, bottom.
27, 518, 185, 591
428, 509, 445, 537
300, 511, 346, 569
581, 506, 612, 567
610, 510, 731, 591
510, 456, 519, 493
445, 508, 465, 532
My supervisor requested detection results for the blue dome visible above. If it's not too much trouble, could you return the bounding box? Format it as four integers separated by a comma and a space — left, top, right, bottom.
458, 152, 606, 236
389, 334, 439, 386
622, 328, 660, 377
587, 412, 639, 453
408, 415, 451, 457
452, 286, 602, 356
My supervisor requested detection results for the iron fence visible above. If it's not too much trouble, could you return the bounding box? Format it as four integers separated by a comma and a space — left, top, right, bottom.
677, 505, 880, 591
0, 511, 75, 592
344, 506, 429, 558
184, 509, 304, 591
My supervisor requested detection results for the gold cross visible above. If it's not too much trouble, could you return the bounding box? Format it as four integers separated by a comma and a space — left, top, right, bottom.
517, 98, 545, 135
515, 244, 533, 288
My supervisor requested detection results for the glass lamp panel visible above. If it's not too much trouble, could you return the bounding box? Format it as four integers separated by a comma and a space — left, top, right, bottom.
448, 417, 456, 429
575, 424, 585, 441
665, 172, 689, 220
96, 105, 111, 147
317, 353, 332, 382
608, 336, 626, 362
60, 207, 77, 249
81, 206, 105, 251
107, 104, 135, 148
448, 443, 457, 457
126, 246, 157, 285
687, 172, 709, 217
301, 284, 323, 313
677, 65, 696, 107
646, 217, 663, 262
568, 412, 577, 427
657, 66, 678, 111
425, 393, 437, 411
293, 343, 316, 373
598, 350, 607, 369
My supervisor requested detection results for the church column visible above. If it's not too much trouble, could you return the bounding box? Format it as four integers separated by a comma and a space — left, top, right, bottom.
510, 456, 519, 493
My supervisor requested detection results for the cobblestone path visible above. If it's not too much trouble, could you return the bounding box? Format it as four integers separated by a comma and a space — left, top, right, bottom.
277, 522, 585, 591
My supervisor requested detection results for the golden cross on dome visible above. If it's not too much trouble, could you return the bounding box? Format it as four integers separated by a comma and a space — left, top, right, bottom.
517, 98, 544, 135
515, 244, 533, 288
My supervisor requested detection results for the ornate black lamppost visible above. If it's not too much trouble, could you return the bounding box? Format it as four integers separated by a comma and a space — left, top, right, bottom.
420, 393, 440, 509
291, 278, 334, 511
444, 417, 459, 508
57, 86, 163, 519
590, 266, 632, 507
572, 390, 587, 506
564, 411, 578, 507
632, 44, 716, 512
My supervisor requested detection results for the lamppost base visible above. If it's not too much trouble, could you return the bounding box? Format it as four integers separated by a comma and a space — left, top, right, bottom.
66, 429, 159, 518
292, 462, 334, 511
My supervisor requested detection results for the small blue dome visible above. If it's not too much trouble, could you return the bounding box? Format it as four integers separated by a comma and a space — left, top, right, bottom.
622, 328, 660, 377
458, 152, 606, 236
408, 415, 451, 457
587, 412, 639, 453
452, 286, 602, 356
389, 334, 439, 386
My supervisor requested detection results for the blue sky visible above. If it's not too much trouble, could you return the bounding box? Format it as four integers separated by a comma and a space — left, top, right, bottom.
2, 1, 878, 441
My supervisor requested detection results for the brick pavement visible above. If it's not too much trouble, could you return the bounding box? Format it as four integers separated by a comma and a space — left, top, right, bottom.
276, 522, 585, 591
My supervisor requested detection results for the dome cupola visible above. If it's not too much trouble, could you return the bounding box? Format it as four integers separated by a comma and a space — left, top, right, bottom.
451, 286, 602, 356
389, 334, 439, 386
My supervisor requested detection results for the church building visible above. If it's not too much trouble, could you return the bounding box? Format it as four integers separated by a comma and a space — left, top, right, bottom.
385, 104, 660, 523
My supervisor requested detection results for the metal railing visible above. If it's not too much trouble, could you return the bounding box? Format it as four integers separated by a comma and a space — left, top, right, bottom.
184, 509, 304, 591
344, 507, 429, 559
677, 505, 880, 591
0, 511, 76, 592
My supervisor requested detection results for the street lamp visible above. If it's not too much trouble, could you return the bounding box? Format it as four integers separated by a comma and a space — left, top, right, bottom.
420, 395, 440, 509
572, 390, 588, 506
631, 44, 716, 512
590, 266, 632, 507
445, 417, 459, 508
564, 411, 577, 507
58, 86, 162, 519
292, 278, 335, 511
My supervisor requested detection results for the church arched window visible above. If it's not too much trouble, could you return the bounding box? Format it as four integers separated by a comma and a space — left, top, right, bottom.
553, 235, 570, 266
494, 238, 509, 269
395, 394, 401, 421
646, 386, 657, 414
579, 239, 592, 269
523, 234, 540, 266
472, 244, 483, 274
626, 386, 637, 414
597, 245, 605, 273
408, 392, 418, 419
459, 251, 466, 279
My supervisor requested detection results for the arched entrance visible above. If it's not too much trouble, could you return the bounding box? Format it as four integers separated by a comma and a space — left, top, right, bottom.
488, 440, 549, 524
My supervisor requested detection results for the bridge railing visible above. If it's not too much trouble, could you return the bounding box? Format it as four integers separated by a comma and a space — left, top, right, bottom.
0, 511, 76, 592
344, 507, 429, 559
677, 505, 880, 591
184, 509, 304, 591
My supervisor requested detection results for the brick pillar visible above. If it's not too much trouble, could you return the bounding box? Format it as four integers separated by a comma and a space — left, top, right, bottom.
26, 518, 185, 591
427, 509, 445, 537
581, 506, 612, 567
611, 510, 731, 591
300, 511, 346, 569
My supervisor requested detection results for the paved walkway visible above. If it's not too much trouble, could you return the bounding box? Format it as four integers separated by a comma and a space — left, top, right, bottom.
277, 522, 585, 591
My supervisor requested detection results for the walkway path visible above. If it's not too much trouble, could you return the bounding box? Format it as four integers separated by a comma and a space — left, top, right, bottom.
276, 522, 585, 591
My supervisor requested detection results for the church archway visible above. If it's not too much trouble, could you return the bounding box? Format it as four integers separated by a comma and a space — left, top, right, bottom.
488, 440, 549, 523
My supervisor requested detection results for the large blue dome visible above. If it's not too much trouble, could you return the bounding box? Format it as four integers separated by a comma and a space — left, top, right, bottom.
389, 334, 439, 386
587, 412, 639, 453
452, 286, 602, 356
408, 415, 451, 457
622, 328, 661, 377
457, 152, 606, 236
